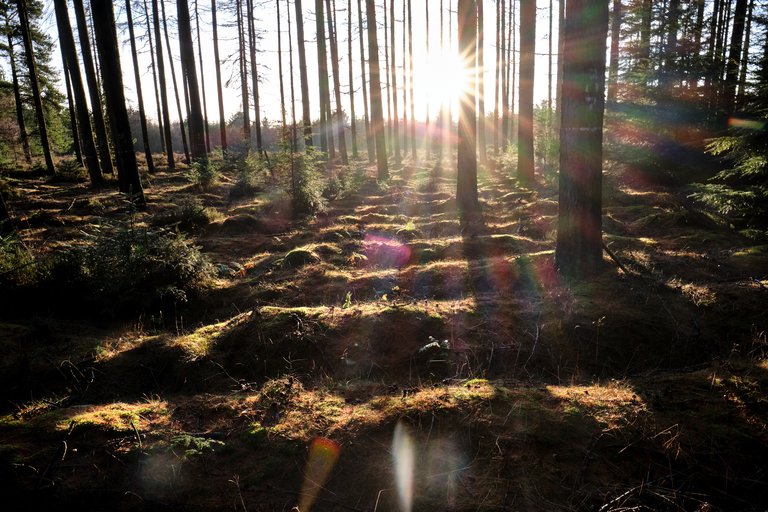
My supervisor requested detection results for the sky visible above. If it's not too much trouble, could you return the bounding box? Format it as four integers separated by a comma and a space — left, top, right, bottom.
34, 0, 562, 128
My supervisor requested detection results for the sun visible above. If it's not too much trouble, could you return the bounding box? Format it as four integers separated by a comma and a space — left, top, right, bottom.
420, 49, 472, 116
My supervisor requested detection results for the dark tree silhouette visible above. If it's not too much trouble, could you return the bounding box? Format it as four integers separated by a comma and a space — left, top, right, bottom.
177, 0, 207, 162
211, 0, 227, 149
160, 0, 190, 163
326, 0, 348, 163
357, 0, 374, 161
517, 0, 535, 184
389, 0, 400, 162
295, 0, 313, 147
366, 0, 388, 179
456, 0, 479, 216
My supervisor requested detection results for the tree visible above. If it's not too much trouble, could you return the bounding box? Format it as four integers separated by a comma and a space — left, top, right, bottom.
555, 0, 609, 278
407, 0, 415, 159
144, 0, 166, 152
607, 0, 621, 103
476, 0, 485, 162
389, 0, 400, 162
152, 0, 175, 169
245, 0, 264, 150
125, 0, 156, 174
236, 0, 250, 144
294, 0, 313, 146
357, 0, 374, 161
211, 0, 227, 149
326, 0, 348, 163
3, 18, 32, 164
194, 0, 211, 152
72, 0, 113, 174
276, 0, 287, 132
366, 0, 388, 179
90, 0, 145, 205
456, 0, 479, 215
722, 0, 748, 112
316, 0, 332, 155
15, 0, 54, 174
517, 0, 535, 184
176, 0, 206, 162
160, 0, 190, 163
347, 0, 358, 158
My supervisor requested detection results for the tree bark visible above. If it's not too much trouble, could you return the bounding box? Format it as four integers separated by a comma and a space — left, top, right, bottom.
347, 0, 358, 158
61, 57, 83, 166
294, 0, 313, 146
177, 0, 207, 162
73, 0, 113, 174
555, 0, 609, 278
246, 0, 264, 150
493, 0, 500, 156
6, 30, 32, 164
326, 0, 349, 163
211, 0, 227, 149
366, 0, 389, 179
736, 0, 754, 106
517, 0, 535, 184
145, 0, 166, 152
723, 0, 747, 112
423, 0, 430, 156
152, 0, 175, 169
277, 0, 287, 133
389, 0, 400, 162
357, 0, 374, 161
90, 0, 145, 205
407, 0, 415, 160
194, 0, 211, 152
384, 0, 393, 154
476, 0, 485, 163
607, 0, 621, 102
316, 0, 332, 156
125, 0, 156, 173
500, 0, 508, 145
457, 0, 479, 215
16, 0, 55, 175
288, 0, 298, 146
161, 0, 191, 164
236, 0, 251, 144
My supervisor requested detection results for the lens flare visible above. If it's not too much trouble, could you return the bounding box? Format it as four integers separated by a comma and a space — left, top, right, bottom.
392, 421, 415, 512
297, 437, 341, 512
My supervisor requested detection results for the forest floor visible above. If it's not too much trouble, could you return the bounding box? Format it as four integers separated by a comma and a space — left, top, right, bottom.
1, 148, 767, 511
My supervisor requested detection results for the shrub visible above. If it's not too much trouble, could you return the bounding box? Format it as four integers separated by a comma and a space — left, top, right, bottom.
46, 218, 213, 315
152, 198, 220, 232
287, 146, 326, 217
187, 159, 220, 189
0, 235, 35, 286
53, 158, 87, 183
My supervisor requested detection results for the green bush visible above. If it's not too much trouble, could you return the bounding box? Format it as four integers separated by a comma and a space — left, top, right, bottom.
152, 198, 220, 232
46, 219, 213, 315
0, 235, 35, 286
186, 159, 220, 189
287, 146, 326, 217
53, 158, 87, 183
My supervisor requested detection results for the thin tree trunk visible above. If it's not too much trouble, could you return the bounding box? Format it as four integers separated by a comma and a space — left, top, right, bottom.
90, 0, 145, 205
493, 0, 500, 156
358, 0, 374, 161
277, 0, 287, 133
736, 0, 754, 106
476, 0, 485, 163
500, 0, 508, 145
548, 0, 553, 111
73, 0, 113, 174
316, 0, 332, 155
517, 0, 535, 184
555, 0, 609, 278
327, 0, 349, 163
723, 0, 747, 111
295, 0, 313, 146
125, 0, 157, 173
424, 0, 430, 156
145, 0, 166, 153
348, 0, 359, 158
288, 0, 298, 147
436, 0, 444, 160
607, 0, 621, 102
457, 0, 478, 215
236, 0, 251, 144
662, 0, 680, 89
384, 0, 393, 154
402, 0, 408, 156
507, 0, 514, 143
53, 0, 103, 181
389, 0, 400, 162
61, 58, 83, 166
161, 0, 191, 163
16, 0, 55, 175
194, 0, 211, 152
211, 0, 227, 149
177, 0, 206, 162
6, 31, 32, 164
407, 0, 415, 160
152, 0, 175, 169
246, 0, 264, 150
555, 0, 564, 131
366, 0, 388, 179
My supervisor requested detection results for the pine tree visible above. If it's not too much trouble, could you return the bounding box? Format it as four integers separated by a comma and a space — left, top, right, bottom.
456, 0, 479, 215
366, 0, 388, 179
125, 0, 156, 174
517, 0, 536, 184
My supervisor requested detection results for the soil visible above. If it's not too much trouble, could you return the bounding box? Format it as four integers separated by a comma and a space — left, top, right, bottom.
0, 152, 766, 511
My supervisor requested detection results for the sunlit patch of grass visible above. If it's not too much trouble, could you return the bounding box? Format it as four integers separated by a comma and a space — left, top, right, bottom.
547, 382, 646, 428
173, 312, 251, 358
58, 400, 169, 433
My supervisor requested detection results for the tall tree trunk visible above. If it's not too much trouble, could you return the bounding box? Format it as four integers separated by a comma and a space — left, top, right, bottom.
177, 0, 207, 162
57, 0, 99, 176
507, 0, 515, 143
517, 0, 535, 184
500, 0, 508, 145
547, 0, 553, 112
61, 58, 83, 166
555, 0, 564, 131
723, 0, 747, 112
424, 0, 430, 156
326, 0, 349, 163
316, 0, 332, 156
366, 0, 389, 179
555, 0, 609, 278
194, 0, 211, 152
607, 0, 621, 103
236, 0, 251, 144
384, 0, 393, 154
348, 0, 359, 158
145, 0, 166, 153
401, 0, 409, 156
152, 0, 175, 169
476, 0, 485, 163
288, 0, 298, 146
690, 0, 705, 93
211, 0, 227, 149
277, 0, 287, 133
736, 0, 754, 106
6, 31, 32, 164
457, 0, 479, 215
357, 0, 374, 161
16, 0, 55, 175
662, 0, 681, 90
436, 0, 445, 160
90, 0, 145, 205
407, 0, 415, 159
73, 0, 113, 174
493, 0, 500, 157
295, 0, 313, 146
161, 0, 191, 163
246, 0, 264, 150
389, 0, 400, 162
125, 0, 157, 173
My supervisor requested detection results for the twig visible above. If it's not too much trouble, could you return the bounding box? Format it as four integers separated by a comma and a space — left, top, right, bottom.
602, 241, 633, 276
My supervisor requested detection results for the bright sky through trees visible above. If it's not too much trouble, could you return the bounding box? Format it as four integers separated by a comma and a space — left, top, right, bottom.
27, 0, 560, 128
